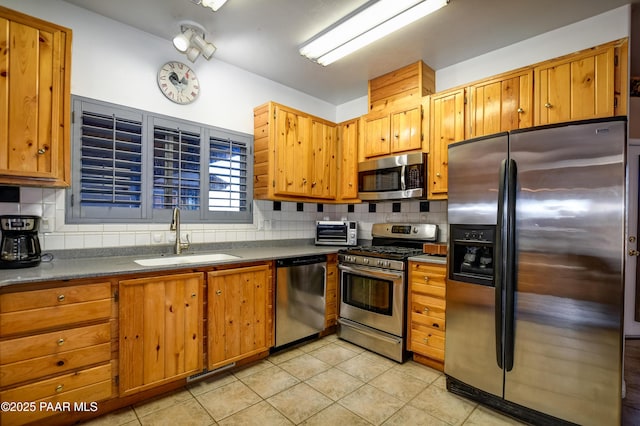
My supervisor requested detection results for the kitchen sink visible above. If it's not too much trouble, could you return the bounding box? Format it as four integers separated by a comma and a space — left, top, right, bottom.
134, 253, 240, 266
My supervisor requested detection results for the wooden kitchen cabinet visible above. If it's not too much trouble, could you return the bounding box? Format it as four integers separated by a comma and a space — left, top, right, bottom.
534, 39, 624, 126
336, 118, 359, 201
253, 102, 339, 202
0, 280, 113, 425
429, 88, 465, 200
407, 261, 447, 371
309, 118, 337, 199
325, 254, 338, 329
362, 102, 423, 159
118, 272, 203, 397
467, 68, 533, 138
0, 6, 72, 187
207, 262, 273, 370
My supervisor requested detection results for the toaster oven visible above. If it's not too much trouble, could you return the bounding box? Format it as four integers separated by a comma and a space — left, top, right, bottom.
315, 220, 358, 246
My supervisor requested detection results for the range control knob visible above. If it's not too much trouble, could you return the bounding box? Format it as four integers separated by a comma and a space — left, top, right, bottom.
384, 260, 391, 268
377, 260, 384, 266
363, 258, 369, 264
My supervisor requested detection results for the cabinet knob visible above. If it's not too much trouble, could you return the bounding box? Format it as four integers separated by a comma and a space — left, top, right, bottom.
37, 148, 47, 155
57, 294, 65, 302
436, 173, 441, 177
423, 307, 430, 314
517, 107, 524, 113
424, 276, 429, 282
423, 337, 429, 344
394, 134, 399, 138
629, 249, 640, 257
312, 181, 317, 187
216, 289, 222, 295
55, 384, 64, 393
348, 182, 353, 187
302, 178, 307, 184
57, 338, 65, 346
191, 293, 197, 298
544, 102, 552, 108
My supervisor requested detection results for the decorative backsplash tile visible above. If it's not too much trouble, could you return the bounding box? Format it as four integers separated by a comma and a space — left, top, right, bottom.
0, 187, 448, 251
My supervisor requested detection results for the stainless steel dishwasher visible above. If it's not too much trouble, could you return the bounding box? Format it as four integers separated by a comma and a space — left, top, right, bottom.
275, 254, 327, 348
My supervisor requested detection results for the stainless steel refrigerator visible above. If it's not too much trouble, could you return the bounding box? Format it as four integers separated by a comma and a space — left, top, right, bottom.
445, 117, 625, 425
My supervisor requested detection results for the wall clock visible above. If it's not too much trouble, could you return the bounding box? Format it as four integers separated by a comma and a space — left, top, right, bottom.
157, 61, 200, 104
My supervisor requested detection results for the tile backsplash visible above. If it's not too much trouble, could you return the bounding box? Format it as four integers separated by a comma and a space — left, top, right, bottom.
0, 187, 448, 251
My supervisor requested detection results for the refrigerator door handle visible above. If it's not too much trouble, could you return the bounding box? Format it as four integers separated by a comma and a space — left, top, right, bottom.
495, 159, 507, 369
504, 159, 518, 372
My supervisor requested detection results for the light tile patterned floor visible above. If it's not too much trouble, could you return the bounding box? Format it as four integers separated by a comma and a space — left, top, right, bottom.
83, 335, 526, 426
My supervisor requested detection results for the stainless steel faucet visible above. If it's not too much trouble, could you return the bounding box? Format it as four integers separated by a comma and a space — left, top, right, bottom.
170, 207, 190, 254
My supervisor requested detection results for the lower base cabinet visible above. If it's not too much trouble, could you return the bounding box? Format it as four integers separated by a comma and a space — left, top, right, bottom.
407, 261, 447, 371
118, 272, 204, 396
0, 280, 114, 426
207, 262, 273, 370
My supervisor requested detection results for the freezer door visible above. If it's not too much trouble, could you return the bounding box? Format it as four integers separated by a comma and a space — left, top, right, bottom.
445, 133, 508, 397
506, 119, 625, 425
448, 133, 508, 225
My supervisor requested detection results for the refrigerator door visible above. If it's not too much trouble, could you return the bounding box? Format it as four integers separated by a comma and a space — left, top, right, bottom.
445, 133, 508, 398
506, 119, 625, 425
448, 133, 509, 225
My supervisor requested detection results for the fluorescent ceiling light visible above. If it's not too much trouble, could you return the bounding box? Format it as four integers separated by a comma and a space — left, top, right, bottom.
300, 0, 449, 66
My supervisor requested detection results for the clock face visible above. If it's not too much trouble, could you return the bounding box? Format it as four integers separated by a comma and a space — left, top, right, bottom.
157, 61, 200, 104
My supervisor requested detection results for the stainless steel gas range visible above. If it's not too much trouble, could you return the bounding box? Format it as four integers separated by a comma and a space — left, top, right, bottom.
337, 223, 438, 362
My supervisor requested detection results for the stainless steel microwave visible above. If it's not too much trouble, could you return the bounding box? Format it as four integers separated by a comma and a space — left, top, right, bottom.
358, 152, 427, 200
315, 220, 358, 246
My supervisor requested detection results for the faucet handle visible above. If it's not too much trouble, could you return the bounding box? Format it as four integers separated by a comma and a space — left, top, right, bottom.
181, 233, 191, 250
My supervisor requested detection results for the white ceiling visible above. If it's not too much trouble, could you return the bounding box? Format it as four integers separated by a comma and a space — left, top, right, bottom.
61, 0, 634, 105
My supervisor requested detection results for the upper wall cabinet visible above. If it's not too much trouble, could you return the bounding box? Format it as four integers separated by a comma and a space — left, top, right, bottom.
253, 101, 339, 202
429, 88, 465, 200
336, 118, 359, 201
368, 60, 435, 113
467, 68, 533, 138
362, 101, 424, 159
0, 6, 72, 187
533, 39, 626, 126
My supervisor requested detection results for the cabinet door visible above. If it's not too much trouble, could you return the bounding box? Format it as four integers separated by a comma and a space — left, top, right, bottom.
119, 273, 203, 396
0, 13, 70, 186
467, 69, 533, 138
207, 264, 273, 370
534, 46, 615, 125
309, 119, 337, 199
274, 105, 310, 197
429, 89, 465, 200
325, 254, 338, 328
391, 105, 422, 153
363, 114, 390, 158
337, 119, 359, 200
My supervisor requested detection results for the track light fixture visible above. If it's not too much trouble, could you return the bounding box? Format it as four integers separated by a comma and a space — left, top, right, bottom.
300, 0, 449, 66
172, 23, 216, 63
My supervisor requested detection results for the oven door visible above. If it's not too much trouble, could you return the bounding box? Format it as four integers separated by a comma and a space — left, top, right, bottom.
339, 263, 404, 336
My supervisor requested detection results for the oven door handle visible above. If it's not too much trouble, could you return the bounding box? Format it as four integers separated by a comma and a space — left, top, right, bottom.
338, 263, 403, 282
338, 318, 402, 345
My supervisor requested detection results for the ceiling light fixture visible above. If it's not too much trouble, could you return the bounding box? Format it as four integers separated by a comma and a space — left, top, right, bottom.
172, 23, 216, 63
300, 0, 449, 66
190, 0, 228, 12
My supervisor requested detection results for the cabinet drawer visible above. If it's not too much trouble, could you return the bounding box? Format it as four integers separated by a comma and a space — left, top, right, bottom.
0, 299, 111, 337
411, 281, 445, 298
0, 323, 110, 365
411, 327, 445, 361
0, 342, 111, 387
410, 293, 445, 319
411, 310, 445, 331
0, 376, 111, 426
0, 282, 111, 313
1, 363, 111, 402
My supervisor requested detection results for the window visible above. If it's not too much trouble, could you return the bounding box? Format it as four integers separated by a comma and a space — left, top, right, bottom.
67, 97, 253, 224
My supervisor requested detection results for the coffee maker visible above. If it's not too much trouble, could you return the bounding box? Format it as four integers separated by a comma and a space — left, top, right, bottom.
0, 215, 42, 269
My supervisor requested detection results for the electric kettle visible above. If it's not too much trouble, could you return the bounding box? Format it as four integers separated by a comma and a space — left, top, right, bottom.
0, 215, 42, 269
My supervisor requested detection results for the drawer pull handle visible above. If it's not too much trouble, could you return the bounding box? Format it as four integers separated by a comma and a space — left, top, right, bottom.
57, 294, 65, 302
55, 385, 64, 393
57, 338, 65, 346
